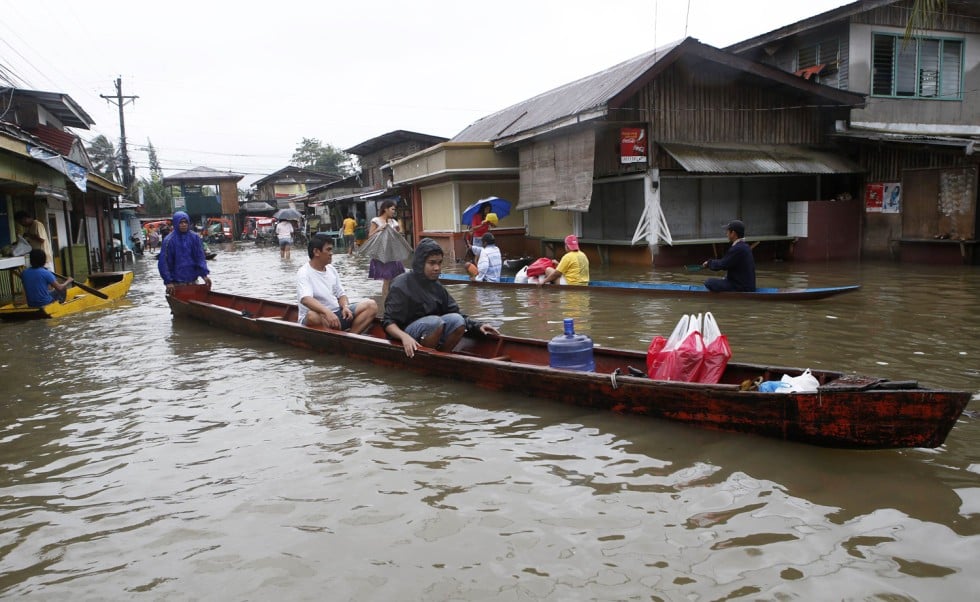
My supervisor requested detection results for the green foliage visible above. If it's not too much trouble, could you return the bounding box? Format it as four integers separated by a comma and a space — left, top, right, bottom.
86, 134, 119, 180
291, 137, 354, 177
140, 138, 171, 215
904, 0, 948, 42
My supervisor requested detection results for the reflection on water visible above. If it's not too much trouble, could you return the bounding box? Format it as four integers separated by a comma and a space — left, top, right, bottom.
0, 244, 977, 599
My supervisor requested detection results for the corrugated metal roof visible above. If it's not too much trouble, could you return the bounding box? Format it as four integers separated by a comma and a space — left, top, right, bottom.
345, 130, 448, 156
453, 40, 684, 144
452, 37, 863, 147
4, 88, 94, 128
164, 166, 244, 182
660, 143, 864, 174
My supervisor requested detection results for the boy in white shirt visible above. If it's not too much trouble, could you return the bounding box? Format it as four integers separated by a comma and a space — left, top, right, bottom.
297, 233, 377, 333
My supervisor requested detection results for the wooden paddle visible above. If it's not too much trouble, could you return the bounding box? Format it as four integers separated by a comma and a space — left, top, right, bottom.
54, 272, 109, 299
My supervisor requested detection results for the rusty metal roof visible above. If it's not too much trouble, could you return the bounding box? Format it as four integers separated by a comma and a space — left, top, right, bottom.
660, 142, 864, 174
454, 40, 685, 145
453, 37, 864, 147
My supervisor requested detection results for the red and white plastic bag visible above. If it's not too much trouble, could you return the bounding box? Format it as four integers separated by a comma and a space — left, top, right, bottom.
646, 314, 705, 382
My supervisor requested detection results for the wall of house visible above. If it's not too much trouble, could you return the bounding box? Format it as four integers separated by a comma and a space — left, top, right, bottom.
420, 183, 456, 231
847, 24, 980, 128
218, 181, 239, 215
632, 61, 840, 148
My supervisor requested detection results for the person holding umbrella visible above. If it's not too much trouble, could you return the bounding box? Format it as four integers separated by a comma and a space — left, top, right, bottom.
276, 218, 295, 259
461, 197, 509, 243
367, 200, 405, 298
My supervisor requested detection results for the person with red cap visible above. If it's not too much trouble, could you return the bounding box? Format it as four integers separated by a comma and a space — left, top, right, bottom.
540, 234, 589, 286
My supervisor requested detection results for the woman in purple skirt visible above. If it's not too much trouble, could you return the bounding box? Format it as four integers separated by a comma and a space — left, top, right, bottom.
367, 200, 406, 298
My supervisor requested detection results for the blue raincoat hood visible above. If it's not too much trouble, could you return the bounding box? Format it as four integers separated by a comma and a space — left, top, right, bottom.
172, 211, 189, 227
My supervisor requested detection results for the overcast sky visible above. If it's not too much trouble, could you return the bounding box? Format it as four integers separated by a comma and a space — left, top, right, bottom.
3, 0, 852, 187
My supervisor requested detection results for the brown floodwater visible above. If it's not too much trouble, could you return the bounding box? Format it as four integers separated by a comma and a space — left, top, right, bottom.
1, 243, 977, 600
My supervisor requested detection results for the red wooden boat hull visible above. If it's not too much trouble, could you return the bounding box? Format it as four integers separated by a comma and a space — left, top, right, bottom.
166, 285, 970, 449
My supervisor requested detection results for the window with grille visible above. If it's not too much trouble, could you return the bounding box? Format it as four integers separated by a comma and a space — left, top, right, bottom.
796, 39, 840, 87
872, 33, 962, 99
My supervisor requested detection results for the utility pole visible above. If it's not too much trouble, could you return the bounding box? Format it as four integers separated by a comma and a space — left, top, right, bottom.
101, 77, 138, 270
101, 77, 138, 191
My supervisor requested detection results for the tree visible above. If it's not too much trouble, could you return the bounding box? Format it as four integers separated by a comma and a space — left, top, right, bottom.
291, 137, 354, 177
87, 135, 119, 181
904, 0, 948, 40
139, 139, 172, 216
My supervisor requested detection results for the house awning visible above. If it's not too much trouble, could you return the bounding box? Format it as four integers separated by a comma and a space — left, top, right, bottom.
660, 143, 863, 174
244, 201, 277, 212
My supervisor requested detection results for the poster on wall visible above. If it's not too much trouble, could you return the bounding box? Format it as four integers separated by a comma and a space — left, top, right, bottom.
620, 127, 647, 164
865, 183, 883, 212
882, 182, 901, 213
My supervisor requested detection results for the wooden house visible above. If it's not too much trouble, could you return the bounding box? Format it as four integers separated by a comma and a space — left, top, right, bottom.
343, 130, 449, 247
729, 0, 980, 264
438, 37, 865, 267
163, 166, 243, 231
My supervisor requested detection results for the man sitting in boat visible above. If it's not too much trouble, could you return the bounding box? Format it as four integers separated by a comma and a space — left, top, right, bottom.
539, 234, 590, 286
473, 232, 502, 282
701, 220, 757, 292
297, 233, 378, 334
21, 249, 72, 307
383, 237, 499, 358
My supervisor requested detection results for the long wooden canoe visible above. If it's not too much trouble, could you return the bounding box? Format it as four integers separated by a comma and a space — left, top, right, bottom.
439, 273, 860, 300
0, 271, 134, 321
166, 285, 969, 449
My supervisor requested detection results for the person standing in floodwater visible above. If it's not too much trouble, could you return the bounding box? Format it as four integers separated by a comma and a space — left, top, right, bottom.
367, 200, 405, 298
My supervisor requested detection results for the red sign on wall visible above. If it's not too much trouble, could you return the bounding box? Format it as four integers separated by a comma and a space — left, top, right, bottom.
620, 127, 647, 164
865, 183, 884, 212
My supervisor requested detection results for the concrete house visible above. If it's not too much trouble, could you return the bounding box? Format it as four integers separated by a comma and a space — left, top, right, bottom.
729, 0, 980, 264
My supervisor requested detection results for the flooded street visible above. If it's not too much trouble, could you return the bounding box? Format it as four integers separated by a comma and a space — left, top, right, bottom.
1, 243, 978, 600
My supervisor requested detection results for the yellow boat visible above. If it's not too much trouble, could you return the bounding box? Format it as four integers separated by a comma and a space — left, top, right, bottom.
0, 271, 134, 320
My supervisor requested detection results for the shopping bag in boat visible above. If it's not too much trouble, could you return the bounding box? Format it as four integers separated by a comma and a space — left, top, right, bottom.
526, 257, 555, 277
695, 312, 731, 384
646, 314, 705, 382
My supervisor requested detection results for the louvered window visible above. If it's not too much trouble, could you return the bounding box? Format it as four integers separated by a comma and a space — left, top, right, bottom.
796, 39, 840, 87
872, 33, 962, 99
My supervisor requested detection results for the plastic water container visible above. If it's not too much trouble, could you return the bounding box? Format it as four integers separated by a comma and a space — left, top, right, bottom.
548, 318, 595, 372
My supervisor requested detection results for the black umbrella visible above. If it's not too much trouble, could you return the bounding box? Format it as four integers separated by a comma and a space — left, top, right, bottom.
273, 208, 303, 221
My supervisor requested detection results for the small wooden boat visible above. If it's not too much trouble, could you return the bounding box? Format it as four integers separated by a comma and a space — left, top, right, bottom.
166, 285, 969, 449
0, 271, 134, 320
439, 273, 860, 301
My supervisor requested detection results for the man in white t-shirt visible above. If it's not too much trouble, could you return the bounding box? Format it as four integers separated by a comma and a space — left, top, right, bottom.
297, 233, 377, 333
276, 219, 295, 259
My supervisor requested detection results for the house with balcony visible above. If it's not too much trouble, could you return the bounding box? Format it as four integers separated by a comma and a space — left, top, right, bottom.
163, 166, 243, 235
728, 0, 980, 264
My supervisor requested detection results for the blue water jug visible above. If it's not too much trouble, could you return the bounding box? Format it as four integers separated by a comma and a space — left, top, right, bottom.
548, 318, 595, 372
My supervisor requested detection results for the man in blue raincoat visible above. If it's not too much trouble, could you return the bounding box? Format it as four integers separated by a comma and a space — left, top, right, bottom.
158, 210, 211, 294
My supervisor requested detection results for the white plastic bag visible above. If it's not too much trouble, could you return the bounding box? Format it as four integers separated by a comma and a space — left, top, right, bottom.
12, 236, 31, 256
778, 368, 820, 393
701, 312, 720, 345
